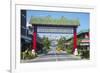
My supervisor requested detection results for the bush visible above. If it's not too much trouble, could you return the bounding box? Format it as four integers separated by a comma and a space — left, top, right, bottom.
80, 49, 89, 59
21, 49, 38, 60
56, 48, 62, 54
66, 48, 72, 54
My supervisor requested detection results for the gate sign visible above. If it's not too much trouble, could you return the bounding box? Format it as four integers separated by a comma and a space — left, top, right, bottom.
37, 26, 73, 33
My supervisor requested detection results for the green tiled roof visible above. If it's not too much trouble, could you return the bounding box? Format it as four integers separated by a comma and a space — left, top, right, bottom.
66, 29, 89, 40
77, 29, 89, 35
30, 16, 80, 26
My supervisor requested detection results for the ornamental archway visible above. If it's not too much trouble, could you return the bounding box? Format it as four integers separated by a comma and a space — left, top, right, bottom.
30, 16, 80, 55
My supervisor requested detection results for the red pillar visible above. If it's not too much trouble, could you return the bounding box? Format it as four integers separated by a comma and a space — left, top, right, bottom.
32, 26, 37, 51
73, 27, 77, 54
33, 32, 37, 51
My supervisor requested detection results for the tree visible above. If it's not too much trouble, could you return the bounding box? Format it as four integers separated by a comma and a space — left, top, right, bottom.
57, 37, 66, 51
42, 36, 51, 54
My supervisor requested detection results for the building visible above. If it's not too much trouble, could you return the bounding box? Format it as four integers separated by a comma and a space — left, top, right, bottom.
65, 29, 90, 58
21, 10, 43, 52
77, 30, 90, 51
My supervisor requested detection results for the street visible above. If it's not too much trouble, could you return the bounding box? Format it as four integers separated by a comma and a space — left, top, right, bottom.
21, 50, 81, 63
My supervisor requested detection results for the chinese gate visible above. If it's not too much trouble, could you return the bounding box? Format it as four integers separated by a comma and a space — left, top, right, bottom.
30, 16, 80, 55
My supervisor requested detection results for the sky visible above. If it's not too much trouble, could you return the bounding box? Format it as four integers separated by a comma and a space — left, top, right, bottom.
26, 10, 90, 39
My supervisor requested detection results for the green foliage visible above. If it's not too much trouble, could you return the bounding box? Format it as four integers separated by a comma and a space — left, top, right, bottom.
21, 49, 38, 60
66, 47, 72, 54
77, 38, 90, 59
80, 49, 90, 59
57, 37, 66, 51
42, 37, 51, 54
66, 37, 82, 54
66, 39, 73, 54
30, 16, 80, 26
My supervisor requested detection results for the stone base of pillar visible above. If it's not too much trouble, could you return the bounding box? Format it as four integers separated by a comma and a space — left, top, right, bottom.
32, 49, 36, 55
73, 48, 78, 55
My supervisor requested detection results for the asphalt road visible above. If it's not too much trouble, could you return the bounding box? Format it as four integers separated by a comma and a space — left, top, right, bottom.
21, 51, 81, 63
21, 45, 81, 63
